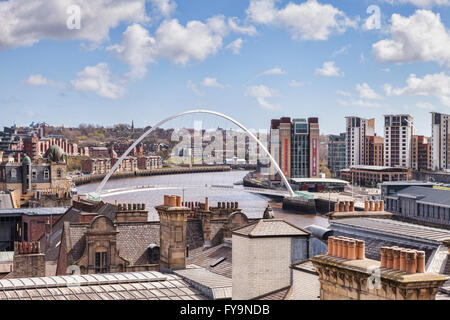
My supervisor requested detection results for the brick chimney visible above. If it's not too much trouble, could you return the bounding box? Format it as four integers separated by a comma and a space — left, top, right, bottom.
116, 203, 148, 223
12, 241, 46, 278
155, 195, 190, 272
311, 238, 449, 300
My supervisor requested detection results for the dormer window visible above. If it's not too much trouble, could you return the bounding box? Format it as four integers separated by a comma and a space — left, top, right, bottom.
95, 247, 108, 273
44, 169, 49, 179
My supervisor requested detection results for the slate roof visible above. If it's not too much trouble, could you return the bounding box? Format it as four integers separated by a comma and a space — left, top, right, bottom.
0, 271, 207, 300
389, 186, 450, 207
186, 243, 232, 278
233, 219, 310, 238
0, 207, 67, 216
66, 221, 160, 266
330, 218, 450, 243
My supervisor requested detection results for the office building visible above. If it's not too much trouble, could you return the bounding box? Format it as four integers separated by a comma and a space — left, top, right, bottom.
411, 135, 431, 171
384, 114, 414, 168
328, 133, 346, 178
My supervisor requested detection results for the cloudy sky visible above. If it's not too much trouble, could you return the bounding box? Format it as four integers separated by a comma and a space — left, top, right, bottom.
0, 0, 449, 135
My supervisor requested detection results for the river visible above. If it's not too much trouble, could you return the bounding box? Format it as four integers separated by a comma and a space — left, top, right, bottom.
77, 170, 329, 229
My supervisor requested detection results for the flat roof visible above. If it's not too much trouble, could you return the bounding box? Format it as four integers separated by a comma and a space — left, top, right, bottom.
0, 207, 68, 216
343, 165, 409, 171
391, 186, 450, 208
290, 178, 349, 184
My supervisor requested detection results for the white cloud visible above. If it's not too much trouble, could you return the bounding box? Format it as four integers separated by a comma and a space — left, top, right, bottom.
226, 38, 244, 54
246, 85, 280, 110
228, 17, 257, 36
289, 80, 305, 87
315, 61, 343, 77
331, 44, 351, 57
0, 0, 149, 50
415, 101, 435, 110
71, 63, 125, 99
336, 90, 352, 97
202, 77, 227, 88
152, 0, 177, 17
384, 72, 450, 106
257, 67, 286, 77
372, 10, 450, 65
107, 24, 156, 80
356, 83, 383, 99
381, 0, 449, 7
338, 99, 384, 108
24, 74, 64, 88
247, 0, 358, 41
187, 80, 203, 96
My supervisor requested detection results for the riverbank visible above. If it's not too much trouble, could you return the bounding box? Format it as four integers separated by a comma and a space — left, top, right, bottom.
72, 165, 231, 186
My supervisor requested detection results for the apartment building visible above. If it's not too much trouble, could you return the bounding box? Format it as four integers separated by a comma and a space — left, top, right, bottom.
431, 112, 450, 171
384, 115, 414, 168
345, 117, 375, 168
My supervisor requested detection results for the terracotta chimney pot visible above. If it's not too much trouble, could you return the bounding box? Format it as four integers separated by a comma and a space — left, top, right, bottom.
164, 195, 169, 206
339, 202, 344, 212
344, 201, 350, 212
386, 247, 394, 269
380, 247, 388, 268
169, 195, 177, 207
342, 240, 349, 259
356, 240, 365, 260
380, 200, 385, 211
176, 196, 182, 207
328, 236, 335, 255
334, 203, 339, 213
416, 251, 426, 273
369, 200, 374, 212
205, 197, 209, 211
364, 201, 369, 212
406, 250, 417, 274
349, 201, 355, 212
348, 240, 356, 260
400, 250, 407, 272
393, 248, 401, 270
336, 239, 342, 258
374, 201, 379, 211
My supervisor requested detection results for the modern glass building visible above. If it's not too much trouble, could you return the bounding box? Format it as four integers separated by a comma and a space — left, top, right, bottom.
291, 119, 310, 178
328, 133, 346, 177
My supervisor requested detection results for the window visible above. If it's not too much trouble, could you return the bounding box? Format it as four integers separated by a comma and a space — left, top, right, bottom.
57, 169, 61, 178
44, 169, 49, 179
32, 170, 37, 179
10, 169, 17, 178
148, 246, 160, 264
95, 248, 108, 273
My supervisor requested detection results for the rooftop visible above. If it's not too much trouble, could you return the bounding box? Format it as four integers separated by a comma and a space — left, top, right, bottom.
387, 186, 450, 208
343, 165, 409, 171
290, 178, 349, 184
0, 271, 207, 300
330, 218, 450, 244
186, 243, 232, 278
0, 207, 67, 217
233, 219, 310, 238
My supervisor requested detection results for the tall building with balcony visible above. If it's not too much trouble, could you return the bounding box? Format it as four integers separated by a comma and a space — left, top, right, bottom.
328, 133, 346, 178
411, 135, 431, 171
384, 114, 414, 168
345, 117, 375, 168
431, 112, 450, 171
364, 135, 384, 166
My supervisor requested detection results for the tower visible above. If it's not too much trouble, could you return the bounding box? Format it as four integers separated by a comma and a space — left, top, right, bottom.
155, 195, 190, 271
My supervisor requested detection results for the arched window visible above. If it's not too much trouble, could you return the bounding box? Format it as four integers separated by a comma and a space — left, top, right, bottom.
147, 245, 160, 264
95, 247, 108, 273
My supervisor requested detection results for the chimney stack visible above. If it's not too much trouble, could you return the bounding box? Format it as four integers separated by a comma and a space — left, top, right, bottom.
12, 241, 45, 278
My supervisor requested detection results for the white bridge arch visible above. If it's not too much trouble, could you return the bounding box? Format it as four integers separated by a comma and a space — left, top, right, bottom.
93, 109, 295, 197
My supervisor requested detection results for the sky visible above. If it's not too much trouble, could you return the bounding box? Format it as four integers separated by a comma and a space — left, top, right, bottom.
0, 0, 449, 136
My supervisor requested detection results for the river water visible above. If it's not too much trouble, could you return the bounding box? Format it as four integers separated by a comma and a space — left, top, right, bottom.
77, 170, 328, 229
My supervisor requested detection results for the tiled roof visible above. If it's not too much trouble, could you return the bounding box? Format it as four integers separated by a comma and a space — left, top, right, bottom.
174, 267, 232, 300
233, 219, 310, 238
331, 218, 450, 243
186, 244, 232, 278
291, 260, 318, 275
0, 271, 207, 300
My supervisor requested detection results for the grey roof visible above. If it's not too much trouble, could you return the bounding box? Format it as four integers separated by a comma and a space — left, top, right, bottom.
0, 271, 207, 300
291, 260, 318, 275
390, 186, 450, 207
253, 286, 291, 300
174, 267, 232, 300
0, 193, 13, 209
0, 207, 67, 216
233, 219, 310, 238
186, 243, 232, 278
331, 218, 450, 243
347, 165, 409, 171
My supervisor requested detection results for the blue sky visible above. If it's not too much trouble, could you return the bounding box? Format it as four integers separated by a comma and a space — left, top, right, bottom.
0, 0, 449, 136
